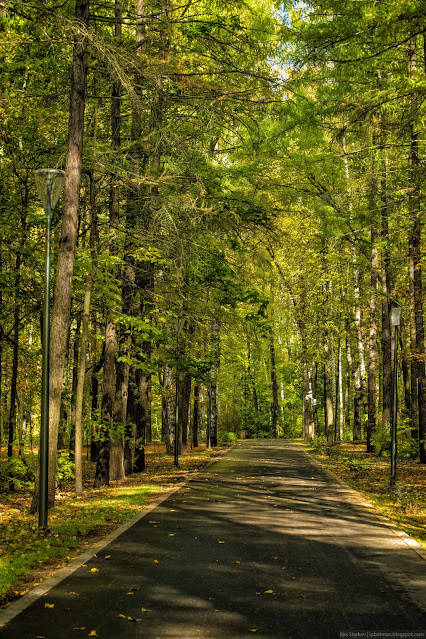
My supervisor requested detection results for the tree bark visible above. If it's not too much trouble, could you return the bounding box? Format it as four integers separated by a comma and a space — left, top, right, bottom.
408, 33, 426, 463
74, 188, 97, 494
208, 320, 220, 447
269, 328, 280, 438
367, 226, 378, 452
31, 0, 89, 510
192, 382, 199, 448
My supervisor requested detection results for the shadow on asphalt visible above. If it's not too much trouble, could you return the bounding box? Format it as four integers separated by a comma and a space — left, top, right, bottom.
1, 440, 425, 639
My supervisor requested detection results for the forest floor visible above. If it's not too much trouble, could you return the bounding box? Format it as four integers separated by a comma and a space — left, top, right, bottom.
302, 439, 426, 550
0, 443, 232, 609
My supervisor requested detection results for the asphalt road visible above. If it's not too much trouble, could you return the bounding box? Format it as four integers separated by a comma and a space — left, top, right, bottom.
1, 440, 425, 639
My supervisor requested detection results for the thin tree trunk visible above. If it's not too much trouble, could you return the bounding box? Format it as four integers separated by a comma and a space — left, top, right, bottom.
408, 33, 426, 463
208, 320, 220, 447
324, 330, 334, 445
193, 382, 199, 448
367, 226, 378, 452
7, 248, 21, 491
269, 328, 279, 438
164, 364, 174, 455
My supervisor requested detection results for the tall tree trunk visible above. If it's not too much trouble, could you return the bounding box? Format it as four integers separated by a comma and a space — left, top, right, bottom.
345, 318, 353, 435
408, 33, 426, 463
192, 382, 199, 448
324, 330, 334, 445
367, 226, 378, 452
33, 0, 89, 509
208, 320, 220, 447
379, 139, 392, 441
269, 328, 279, 438
164, 364, 174, 455
8, 247, 21, 491
179, 374, 191, 455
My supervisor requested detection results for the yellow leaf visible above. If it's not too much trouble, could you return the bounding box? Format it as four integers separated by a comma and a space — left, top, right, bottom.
168, 533, 176, 537
218, 540, 225, 544
214, 609, 220, 612
44, 603, 54, 609
250, 629, 258, 633
263, 589, 273, 594
153, 559, 159, 564
117, 614, 126, 619
141, 607, 152, 612
234, 560, 241, 564
69, 592, 79, 596
90, 568, 99, 573
105, 555, 111, 560
88, 632, 98, 637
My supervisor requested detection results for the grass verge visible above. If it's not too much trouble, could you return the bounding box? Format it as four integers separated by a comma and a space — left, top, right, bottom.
0, 443, 232, 608
300, 439, 426, 550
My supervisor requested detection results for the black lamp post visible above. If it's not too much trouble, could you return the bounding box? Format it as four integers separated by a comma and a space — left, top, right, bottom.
390, 306, 401, 488
174, 317, 183, 467
34, 168, 65, 529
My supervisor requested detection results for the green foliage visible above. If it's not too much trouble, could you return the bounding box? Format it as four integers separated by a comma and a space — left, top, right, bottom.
0, 456, 36, 490
56, 455, 76, 486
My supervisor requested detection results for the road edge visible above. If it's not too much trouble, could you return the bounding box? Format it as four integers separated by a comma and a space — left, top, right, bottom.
0, 446, 236, 630
294, 441, 426, 562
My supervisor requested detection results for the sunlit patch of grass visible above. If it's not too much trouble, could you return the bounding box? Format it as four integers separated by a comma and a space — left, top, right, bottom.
0, 443, 232, 606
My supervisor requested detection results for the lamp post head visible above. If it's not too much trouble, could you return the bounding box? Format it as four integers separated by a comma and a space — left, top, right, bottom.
390, 307, 401, 328
35, 169, 65, 213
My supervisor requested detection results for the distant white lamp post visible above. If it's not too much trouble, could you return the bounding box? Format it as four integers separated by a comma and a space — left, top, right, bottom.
390, 306, 401, 487
34, 169, 65, 529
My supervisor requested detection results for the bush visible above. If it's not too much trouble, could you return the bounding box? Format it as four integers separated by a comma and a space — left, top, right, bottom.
56, 455, 75, 486
0, 455, 36, 489
218, 431, 239, 444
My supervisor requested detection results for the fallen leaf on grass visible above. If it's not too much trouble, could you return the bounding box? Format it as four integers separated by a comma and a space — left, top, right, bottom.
69, 592, 79, 596
141, 607, 152, 612
44, 603, 54, 608
263, 589, 273, 594
118, 614, 127, 619
90, 568, 99, 573
250, 630, 258, 633
153, 559, 159, 564
234, 560, 241, 564
168, 533, 176, 537
218, 540, 225, 544
126, 592, 134, 595
88, 631, 98, 637
105, 555, 111, 560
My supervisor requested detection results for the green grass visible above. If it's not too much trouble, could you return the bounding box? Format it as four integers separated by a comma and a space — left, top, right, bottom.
0, 483, 161, 599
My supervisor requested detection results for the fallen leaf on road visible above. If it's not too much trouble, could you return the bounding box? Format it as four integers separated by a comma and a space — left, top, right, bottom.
105, 555, 111, 560
250, 630, 258, 633
141, 607, 152, 612
88, 632, 98, 637
263, 589, 273, 594
218, 540, 225, 544
69, 592, 79, 596
90, 568, 99, 573
234, 560, 241, 564
118, 614, 126, 619
168, 533, 176, 537
126, 592, 134, 595
44, 603, 54, 608
153, 559, 159, 564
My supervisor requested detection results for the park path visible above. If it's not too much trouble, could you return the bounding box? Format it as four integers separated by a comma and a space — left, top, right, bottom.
0, 440, 425, 639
